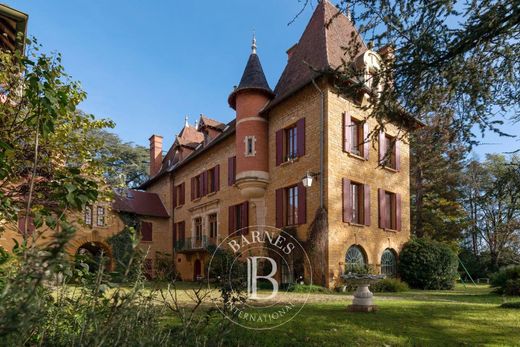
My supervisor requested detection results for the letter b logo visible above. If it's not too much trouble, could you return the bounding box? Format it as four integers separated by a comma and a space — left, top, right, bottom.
247, 256, 278, 300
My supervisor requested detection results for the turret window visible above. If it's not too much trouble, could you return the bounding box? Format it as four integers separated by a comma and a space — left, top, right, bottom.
244, 136, 256, 157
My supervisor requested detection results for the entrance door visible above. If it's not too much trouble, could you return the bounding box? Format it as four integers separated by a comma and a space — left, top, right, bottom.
194, 259, 202, 281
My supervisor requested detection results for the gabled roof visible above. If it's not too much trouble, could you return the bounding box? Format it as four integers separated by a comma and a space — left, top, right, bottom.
199, 115, 226, 131
175, 124, 204, 148
270, 0, 367, 107
228, 52, 274, 109
113, 189, 169, 218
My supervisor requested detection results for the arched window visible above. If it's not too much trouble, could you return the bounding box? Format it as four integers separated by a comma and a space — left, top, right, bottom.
381, 249, 397, 276
345, 245, 367, 273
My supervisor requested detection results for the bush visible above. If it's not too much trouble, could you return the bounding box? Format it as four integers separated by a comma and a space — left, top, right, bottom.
399, 238, 459, 290
500, 301, 520, 309
287, 283, 330, 293
491, 266, 520, 296
371, 278, 410, 292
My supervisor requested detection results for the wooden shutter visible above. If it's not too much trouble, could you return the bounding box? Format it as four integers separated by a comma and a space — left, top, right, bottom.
363, 121, 370, 160
228, 156, 236, 186
396, 193, 402, 231
173, 185, 177, 208
343, 113, 351, 153
297, 182, 307, 224
297, 118, 305, 157
363, 184, 371, 226
180, 183, 185, 205
241, 201, 249, 234
395, 139, 401, 171
141, 222, 152, 241
215, 165, 220, 191
191, 177, 195, 200
342, 178, 352, 223
201, 172, 207, 196
275, 188, 284, 228
378, 188, 386, 229
276, 129, 283, 166
228, 205, 236, 235
378, 131, 386, 165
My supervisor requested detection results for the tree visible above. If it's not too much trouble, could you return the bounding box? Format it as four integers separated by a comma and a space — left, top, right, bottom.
463, 154, 520, 269
88, 129, 149, 188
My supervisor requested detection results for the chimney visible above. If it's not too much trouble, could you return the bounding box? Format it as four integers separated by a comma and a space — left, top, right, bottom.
149, 134, 163, 177
286, 43, 298, 61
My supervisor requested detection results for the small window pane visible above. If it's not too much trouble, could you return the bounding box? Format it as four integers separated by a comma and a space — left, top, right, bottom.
345, 246, 366, 273
381, 249, 397, 276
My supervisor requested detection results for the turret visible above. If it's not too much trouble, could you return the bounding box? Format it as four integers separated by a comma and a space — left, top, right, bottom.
228, 36, 274, 199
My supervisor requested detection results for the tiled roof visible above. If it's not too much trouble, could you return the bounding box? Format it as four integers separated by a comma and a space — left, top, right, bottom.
271, 0, 367, 107
177, 125, 204, 146
112, 189, 169, 218
199, 115, 226, 131
228, 52, 274, 109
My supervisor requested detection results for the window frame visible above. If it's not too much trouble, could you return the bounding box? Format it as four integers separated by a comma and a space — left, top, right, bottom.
351, 182, 364, 224
350, 118, 364, 157
208, 213, 218, 239
194, 217, 203, 241
84, 206, 92, 226
96, 206, 105, 227
285, 185, 299, 226
384, 191, 397, 230
244, 136, 256, 157
284, 124, 298, 162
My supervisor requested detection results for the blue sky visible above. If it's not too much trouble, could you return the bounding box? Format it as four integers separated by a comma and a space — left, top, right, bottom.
7, 0, 519, 157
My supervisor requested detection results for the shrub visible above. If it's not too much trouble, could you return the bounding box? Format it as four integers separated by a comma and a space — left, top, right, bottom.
500, 301, 520, 309
491, 266, 520, 296
399, 238, 459, 290
371, 278, 410, 292
287, 283, 330, 293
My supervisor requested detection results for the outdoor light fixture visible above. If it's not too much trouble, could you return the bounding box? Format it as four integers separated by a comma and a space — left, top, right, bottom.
302, 171, 320, 188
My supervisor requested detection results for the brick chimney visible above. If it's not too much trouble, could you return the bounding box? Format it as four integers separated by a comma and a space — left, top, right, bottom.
149, 134, 163, 177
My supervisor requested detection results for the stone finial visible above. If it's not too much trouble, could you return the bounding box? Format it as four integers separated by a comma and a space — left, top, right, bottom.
252, 32, 257, 54
184, 115, 189, 128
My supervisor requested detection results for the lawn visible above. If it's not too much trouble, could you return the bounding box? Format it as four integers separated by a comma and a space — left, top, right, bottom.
210, 284, 520, 346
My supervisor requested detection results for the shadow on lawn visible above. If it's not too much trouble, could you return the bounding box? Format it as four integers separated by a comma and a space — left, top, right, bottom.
222, 300, 520, 347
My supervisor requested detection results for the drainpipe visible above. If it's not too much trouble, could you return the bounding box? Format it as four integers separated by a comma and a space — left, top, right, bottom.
311, 78, 325, 209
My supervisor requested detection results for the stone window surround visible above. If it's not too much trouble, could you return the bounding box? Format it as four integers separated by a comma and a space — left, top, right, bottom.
190, 208, 219, 240
244, 136, 256, 157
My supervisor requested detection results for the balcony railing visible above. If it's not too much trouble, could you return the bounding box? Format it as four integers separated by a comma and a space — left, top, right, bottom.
175, 235, 221, 252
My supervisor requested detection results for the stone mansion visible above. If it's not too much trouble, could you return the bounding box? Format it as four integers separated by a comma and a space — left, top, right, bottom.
134, 1, 421, 287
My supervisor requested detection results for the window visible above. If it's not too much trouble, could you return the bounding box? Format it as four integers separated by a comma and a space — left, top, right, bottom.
192, 174, 203, 200
228, 202, 249, 234
378, 189, 401, 230
342, 179, 370, 225
96, 207, 105, 226
141, 221, 153, 242
276, 118, 305, 166
286, 185, 299, 226
84, 206, 92, 225
350, 118, 363, 156
208, 213, 218, 239
244, 136, 256, 156
351, 182, 363, 224
207, 166, 219, 194
174, 183, 185, 208
276, 183, 307, 227
379, 132, 399, 170
194, 217, 203, 241
285, 125, 298, 161
345, 245, 367, 273
381, 249, 397, 276
174, 221, 186, 250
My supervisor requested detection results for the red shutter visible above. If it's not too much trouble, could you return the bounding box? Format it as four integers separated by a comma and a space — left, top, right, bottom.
228, 205, 236, 235
363, 121, 370, 160
173, 185, 177, 208
343, 113, 351, 153
378, 188, 386, 229
379, 131, 386, 165
363, 184, 371, 226
180, 183, 185, 205
396, 193, 402, 231
228, 156, 236, 186
297, 182, 306, 224
275, 188, 284, 228
191, 177, 195, 200
395, 139, 401, 171
276, 129, 283, 166
297, 118, 305, 157
241, 201, 249, 234
173, 223, 177, 246
215, 165, 220, 191
201, 172, 207, 196
141, 222, 152, 242
342, 178, 352, 223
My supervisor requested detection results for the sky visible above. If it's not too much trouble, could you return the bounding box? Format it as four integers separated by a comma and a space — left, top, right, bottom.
6, 0, 520, 158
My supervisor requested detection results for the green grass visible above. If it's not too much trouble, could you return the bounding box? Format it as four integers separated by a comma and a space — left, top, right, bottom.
217, 284, 520, 347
